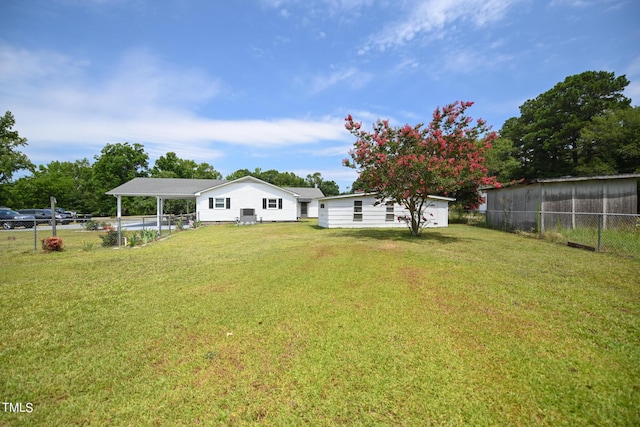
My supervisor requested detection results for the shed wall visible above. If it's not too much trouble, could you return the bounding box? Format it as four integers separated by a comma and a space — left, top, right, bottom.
319, 196, 450, 229
486, 177, 638, 231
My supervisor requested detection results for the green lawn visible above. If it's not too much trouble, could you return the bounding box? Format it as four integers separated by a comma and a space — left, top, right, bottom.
1, 222, 639, 426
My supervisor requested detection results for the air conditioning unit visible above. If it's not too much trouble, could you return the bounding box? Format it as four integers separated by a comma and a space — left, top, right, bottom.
239, 208, 257, 225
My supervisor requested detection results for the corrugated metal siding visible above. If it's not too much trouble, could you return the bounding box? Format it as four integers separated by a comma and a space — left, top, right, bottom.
486, 177, 638, 231
486, 185, 540, 230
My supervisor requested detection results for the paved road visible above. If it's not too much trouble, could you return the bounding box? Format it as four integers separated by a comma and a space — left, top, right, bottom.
2, 219, 178, 232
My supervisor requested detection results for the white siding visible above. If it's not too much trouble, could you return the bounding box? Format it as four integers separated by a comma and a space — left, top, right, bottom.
196, 180, 297, 222
307, 199, 320, 218
319, 194, 451, 229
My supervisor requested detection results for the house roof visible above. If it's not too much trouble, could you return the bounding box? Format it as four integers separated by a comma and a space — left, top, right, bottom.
105, 177, 326, 200
195, 175, 300, 196
285, 187, 325, 202
105, 178, 226, 198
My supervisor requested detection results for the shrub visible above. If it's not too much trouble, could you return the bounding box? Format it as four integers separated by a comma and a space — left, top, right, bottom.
99, 230, 120, 247
83, 220, 108, 231
42, 237, 64, 252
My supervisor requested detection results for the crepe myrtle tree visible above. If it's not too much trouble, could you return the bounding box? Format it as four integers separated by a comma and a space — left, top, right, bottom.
343, 101, 497, 236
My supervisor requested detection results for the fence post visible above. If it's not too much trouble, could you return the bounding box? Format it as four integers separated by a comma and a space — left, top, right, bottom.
33, 218, 37, 251
538, 210, 543, 239
597, 214, 603, 252
50, 196, 57, 237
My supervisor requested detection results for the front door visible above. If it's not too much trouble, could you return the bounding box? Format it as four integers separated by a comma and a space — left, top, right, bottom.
300, 202, 308, 218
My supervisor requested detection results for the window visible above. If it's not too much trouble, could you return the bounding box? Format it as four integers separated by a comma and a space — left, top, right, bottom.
210, 197, 230, 209
262, 198, 283, 209
353, 200, 363, 221
385, 201, 395, 222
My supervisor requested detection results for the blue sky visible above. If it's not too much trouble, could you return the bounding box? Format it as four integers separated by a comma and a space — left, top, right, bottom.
2, 0, 639, 191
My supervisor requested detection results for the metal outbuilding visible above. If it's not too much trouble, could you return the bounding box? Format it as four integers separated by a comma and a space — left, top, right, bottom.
484, 174, 640, 231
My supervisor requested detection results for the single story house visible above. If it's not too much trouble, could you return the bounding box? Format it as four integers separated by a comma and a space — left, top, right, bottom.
106, 176, 324, 228
317, 192, 455, 229
483, 174, 640, 231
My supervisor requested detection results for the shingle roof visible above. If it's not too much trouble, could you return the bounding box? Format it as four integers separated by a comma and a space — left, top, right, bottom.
106, 178, 226, 198
285, 187, 325, 200
106, 178, 326, 200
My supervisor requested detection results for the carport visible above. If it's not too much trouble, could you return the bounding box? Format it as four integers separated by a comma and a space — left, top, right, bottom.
105, 178, 224, 245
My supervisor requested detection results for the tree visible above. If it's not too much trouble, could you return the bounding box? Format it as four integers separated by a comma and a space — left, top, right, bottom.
484, 135, 521, 183
501, 71, 631, 179
151, 152, 222, 179
91, 142, 149, 215
344, 101, 497, 236
225, 168, 307, 187
150, 152, 221, 214
305, 172, 340, 196
578, 106, 640, 175
318, 180, 340, 196
225, 168, 255, 181
8, 159, 93, 212
0, 111, 33, 185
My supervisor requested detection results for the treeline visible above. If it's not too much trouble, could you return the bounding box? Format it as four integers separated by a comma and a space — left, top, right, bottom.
2, 71, 638, 215
0, 136, 339, 216
486, 71, 640, 182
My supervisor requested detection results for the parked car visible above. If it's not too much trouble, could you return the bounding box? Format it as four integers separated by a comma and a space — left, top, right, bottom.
47, 207, 75, 224
0, 207, 35, 229
18, 209, 64, 225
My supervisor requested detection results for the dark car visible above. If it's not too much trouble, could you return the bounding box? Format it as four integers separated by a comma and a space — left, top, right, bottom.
18, 209, 64, 225
0, 208, 35, 229
52, 207, 76, 224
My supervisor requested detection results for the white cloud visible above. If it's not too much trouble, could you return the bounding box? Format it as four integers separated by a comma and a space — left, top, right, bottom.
1, 42, 351, 165
360, 0, 523, 53
439, 48, 515, 74
310, 67, 373, 93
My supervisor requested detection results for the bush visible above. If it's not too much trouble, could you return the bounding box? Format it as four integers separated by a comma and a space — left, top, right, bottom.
42, 237, 64, 252
99, 230, 120, 247
83, 220, 106, 231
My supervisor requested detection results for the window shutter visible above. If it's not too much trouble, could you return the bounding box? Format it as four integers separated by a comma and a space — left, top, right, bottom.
226, 198, 231, 209
263, 198, 267, 209
278, 198, 283, 209
209, 198, 214, 209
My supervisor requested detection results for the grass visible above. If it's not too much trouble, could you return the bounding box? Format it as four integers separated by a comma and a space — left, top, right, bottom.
1, 221, 639, 425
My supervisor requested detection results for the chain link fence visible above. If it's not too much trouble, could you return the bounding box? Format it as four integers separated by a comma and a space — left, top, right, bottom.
0, 215, 194, 253
477, 209, 640, 258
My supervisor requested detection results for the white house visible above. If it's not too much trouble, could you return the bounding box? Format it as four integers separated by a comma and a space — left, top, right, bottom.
106, 176, 325, 229
285, 187, 324, 219
318, 193, 455, 229
195, 176, 299, 222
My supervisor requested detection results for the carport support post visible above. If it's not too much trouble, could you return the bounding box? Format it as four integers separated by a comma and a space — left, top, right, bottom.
156, 197, 163, 237
116, 195, 122, 247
